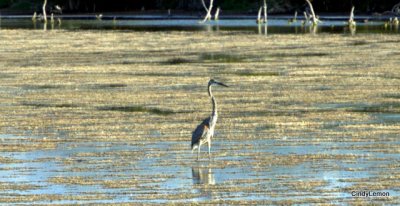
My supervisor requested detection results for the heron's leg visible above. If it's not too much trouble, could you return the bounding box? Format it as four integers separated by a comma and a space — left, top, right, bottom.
197, 144, 201, 160
207, 141, 211, 159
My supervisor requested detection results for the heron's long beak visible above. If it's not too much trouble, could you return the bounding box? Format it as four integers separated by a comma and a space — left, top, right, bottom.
217, 82, 229, 87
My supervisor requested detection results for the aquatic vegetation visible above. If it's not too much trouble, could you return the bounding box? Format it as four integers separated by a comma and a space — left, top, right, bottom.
97, 105, 175, 115
351, 40, 369, 46
199, 53, 246, 63
22, 85, 63, 90
232, 70, 282, 76
0, 156, 22, 163
0, 182, 41, 191
0, 30, 398, 204
163, 57, 193, 65
92, 84, 127, 89
21, 102, 79, 108
347, 103, 400, 113
383, 94, 400, 99
270, 52, 330, 58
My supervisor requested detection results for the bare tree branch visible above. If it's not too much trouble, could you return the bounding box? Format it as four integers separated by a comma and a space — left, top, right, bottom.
349, 6, 355, 22
257, 6, 262, 24
201, 0, 209, 13
43, 0, 47, 23
202, 0, 214, 22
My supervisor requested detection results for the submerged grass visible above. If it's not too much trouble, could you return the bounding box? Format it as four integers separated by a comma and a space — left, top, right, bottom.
129, 72, 191, 77
163, 58, 193, 65
382, 94, 400, 99
0, 74, 15, 79
97, 105, 175, 115
21, 102, 79, 108
347, 103, 400, 113
199, 53, 246, 63
269, 52, 330, 58
234, 71, 282, 76
23, 85, 63, 90
0, 182, 42, 191
350, 40, 370, 46
92, 84, 127, 89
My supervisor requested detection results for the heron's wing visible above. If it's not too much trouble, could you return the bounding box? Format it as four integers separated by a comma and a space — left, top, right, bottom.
191, 117, 210, 148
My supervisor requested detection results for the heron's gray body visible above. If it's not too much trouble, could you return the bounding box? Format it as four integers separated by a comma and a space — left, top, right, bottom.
191, 116, 212, 149
191, 79, 227, 160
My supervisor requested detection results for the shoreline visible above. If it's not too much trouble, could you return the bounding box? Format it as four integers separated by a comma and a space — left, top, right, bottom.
0, 13, 397, 21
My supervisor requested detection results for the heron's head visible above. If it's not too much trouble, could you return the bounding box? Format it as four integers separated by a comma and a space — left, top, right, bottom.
208, 79, 228, 96
208, 79, 229, 88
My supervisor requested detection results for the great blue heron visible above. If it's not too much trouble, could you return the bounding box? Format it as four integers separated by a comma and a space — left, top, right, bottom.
191, 79, 228, 160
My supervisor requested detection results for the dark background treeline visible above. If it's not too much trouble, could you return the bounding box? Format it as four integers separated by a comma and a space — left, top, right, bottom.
0, 0, 399, 13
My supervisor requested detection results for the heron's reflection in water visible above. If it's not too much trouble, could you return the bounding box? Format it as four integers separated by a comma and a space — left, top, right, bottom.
192, 167, 215, 185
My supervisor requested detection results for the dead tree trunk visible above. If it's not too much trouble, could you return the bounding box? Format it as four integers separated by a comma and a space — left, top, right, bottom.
214, 7, 220, 20
43, 0, 47, 23
305, 0, 318, 25
201, 0, 208, 11
263, 0, 267, 23
348, 6, 356, 27
257, 7, 262, 24
349, 6, 355, 22
201, 0, 214, 22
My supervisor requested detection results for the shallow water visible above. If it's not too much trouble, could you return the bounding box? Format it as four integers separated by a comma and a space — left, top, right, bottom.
0, 18, 399, 34
0, 132, 398, 204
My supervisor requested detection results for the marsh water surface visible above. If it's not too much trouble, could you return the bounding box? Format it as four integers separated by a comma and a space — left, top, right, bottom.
0, 16, 399, 34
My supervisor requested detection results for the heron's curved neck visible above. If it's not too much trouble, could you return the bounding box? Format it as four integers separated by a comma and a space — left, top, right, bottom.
208, 85, 217, 117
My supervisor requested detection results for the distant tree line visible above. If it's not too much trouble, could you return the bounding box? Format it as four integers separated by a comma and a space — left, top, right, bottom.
1, 0, 400, 13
